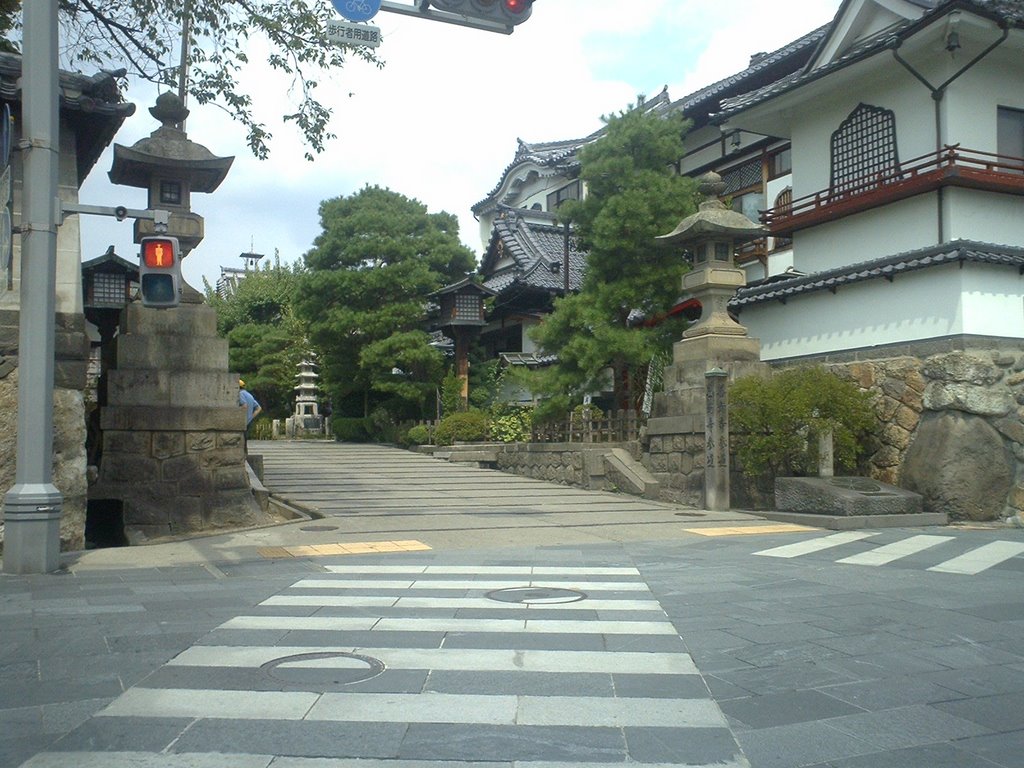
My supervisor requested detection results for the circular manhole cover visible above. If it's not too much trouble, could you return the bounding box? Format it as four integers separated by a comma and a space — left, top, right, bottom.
300, 524, 339, 532
485, 586, 587, 604
262, 652, 384, 689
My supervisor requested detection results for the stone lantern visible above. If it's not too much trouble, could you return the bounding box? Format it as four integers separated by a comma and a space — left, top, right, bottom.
646, 172, 770, 512
108, 92, 233, 299
431, 278, 497, 408
93, 94, 270, 543
656, 172, 766, 338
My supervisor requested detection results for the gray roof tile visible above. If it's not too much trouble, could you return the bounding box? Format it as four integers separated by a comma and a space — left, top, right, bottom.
731, 240, 1024, 308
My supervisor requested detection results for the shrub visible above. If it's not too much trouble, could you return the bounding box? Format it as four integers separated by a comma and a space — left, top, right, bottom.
332, 416, 372, 443
489, 405, 533, 443
434, 410, 489, 446
406, 424, 431, 445
730, 366, 877, 493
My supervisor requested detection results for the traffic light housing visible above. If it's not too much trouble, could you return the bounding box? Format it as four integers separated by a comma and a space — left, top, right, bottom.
138, 236, 181, 308
428, 0, 532, 26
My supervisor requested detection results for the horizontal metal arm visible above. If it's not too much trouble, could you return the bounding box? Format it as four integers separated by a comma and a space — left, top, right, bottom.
58, 201, 170, 231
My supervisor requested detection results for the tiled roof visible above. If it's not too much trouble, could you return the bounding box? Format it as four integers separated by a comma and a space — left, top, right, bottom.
731, 240, 1024, 308
481, 208, 586, 295
0, 52, 135, 181
668, 24, 829, 116
472, 89, 673, 215
719, 1, 1024, 119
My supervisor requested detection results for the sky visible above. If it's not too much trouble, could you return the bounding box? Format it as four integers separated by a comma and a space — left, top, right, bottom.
78, 0, 843, 291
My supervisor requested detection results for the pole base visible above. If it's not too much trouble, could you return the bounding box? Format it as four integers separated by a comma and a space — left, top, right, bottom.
2, 484, 63, 574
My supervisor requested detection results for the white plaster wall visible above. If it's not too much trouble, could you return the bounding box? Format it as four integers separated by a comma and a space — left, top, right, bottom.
961, 262, 1024, 337
793, 194, 939, 272
943, 188, 1024, 245
741, 264, 966, 360
944, 41, 1024, 151
520, 317, 541, 354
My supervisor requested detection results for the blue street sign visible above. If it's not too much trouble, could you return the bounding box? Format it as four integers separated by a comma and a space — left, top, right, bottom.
331, 0, 382, 22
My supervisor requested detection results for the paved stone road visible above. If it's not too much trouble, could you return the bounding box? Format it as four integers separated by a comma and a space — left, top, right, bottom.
3, 440, 1022, 768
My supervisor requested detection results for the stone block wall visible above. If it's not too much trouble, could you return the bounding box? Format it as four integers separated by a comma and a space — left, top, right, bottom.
0, 310, 90, 552
495, 443, 635, 492
643, 431, 706, 507
818, 344, 1024, 522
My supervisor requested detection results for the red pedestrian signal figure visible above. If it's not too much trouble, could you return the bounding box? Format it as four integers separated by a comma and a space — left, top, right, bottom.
138, 236, 182, 308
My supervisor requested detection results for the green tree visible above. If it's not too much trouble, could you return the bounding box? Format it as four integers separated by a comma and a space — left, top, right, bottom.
294, 185, 476, 420
5, 1, 382, 158
529, 100, 698, 412
203, 255, 305, 417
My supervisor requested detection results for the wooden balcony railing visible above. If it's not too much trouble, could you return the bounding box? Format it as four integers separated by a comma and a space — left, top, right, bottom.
761, 145, 1024, 236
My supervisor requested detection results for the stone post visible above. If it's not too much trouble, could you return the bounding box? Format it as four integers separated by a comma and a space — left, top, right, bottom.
704, 367, 730, 511
818, 428, 835, 478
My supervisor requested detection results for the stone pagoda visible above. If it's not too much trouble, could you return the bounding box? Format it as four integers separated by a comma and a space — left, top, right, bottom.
286, 354, 323, 437
92, 93, 272, 542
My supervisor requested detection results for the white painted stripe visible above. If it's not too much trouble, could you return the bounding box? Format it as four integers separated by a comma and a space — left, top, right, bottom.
836, 535, 954, 566
220, 615, 678, 635
262, 595, 664, 611
753, 531, 878, 559
321, 565, 640, 576
515, 695, 726, 727
98, 689, 724, 729
169, 646, 699, 675
308, 692, 517, 724
97, 688, 318, 720
928, 540, 1024, 575
290, 579, 650, 591
18, 753, 274, 768
20, 753, 750, 768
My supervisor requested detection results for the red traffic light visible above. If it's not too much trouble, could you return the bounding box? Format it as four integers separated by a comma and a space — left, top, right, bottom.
504, 0, 529, 13
142, 238, 176, 268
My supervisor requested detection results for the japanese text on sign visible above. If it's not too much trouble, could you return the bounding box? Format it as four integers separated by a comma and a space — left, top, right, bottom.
327, 19, 382, 48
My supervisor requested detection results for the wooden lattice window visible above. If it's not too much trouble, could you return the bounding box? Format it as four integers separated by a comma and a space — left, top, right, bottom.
830, 104, 899, 194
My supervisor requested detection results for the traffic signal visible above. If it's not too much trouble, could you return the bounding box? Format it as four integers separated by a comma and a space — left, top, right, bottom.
138, 235, 181, 308
428, 0, 532, 26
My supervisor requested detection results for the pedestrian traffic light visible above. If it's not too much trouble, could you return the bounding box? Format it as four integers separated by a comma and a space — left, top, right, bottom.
138, 235, 181, 308
428, 0, 533, 26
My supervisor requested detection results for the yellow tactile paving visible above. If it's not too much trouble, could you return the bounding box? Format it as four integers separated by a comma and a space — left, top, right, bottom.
684, 523, 820, 537
258, 540, 432, 559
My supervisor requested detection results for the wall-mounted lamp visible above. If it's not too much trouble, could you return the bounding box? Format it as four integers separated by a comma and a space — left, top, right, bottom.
731, 131, 742, 148
945, 11, 962, 54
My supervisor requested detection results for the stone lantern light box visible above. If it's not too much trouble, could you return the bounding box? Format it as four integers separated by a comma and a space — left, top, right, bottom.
432, 278, 496, 327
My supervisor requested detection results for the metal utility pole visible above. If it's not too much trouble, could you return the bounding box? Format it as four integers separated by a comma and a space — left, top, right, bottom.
3, 0, 63, 573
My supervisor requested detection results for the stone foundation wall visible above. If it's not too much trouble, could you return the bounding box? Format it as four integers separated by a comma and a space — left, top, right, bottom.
820, 346, 1024, 522
643, 431, 706, 507
0, 310, 90, 552
495, 442, 636, 492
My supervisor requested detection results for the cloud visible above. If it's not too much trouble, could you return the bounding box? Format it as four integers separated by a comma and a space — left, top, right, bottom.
78, 0, 842, 289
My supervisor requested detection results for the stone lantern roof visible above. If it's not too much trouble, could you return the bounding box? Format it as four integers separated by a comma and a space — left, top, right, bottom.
656, 172, 767, 247
108, 92, 233, 192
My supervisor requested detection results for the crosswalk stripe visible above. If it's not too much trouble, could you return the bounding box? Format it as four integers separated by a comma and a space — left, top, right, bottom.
220, 615, 679, 635
835, 534, 954, 566
322, 565, 641, 575
20, 754, 751, 768
169, 646, 700, 674
261, 595, 665, 611
291, 578, 651, 591
98, 688, 726, 728
928, 540, 1024, 575
753, 531, 877, 558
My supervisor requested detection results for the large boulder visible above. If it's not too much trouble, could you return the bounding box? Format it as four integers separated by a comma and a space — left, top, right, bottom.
902, 411, 1012, 521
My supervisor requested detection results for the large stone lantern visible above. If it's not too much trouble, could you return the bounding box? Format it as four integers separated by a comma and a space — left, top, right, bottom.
93, 94, 269, 543
646, 172, 770, 512
656, 172, 766, 338
109, 92, 233, 298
